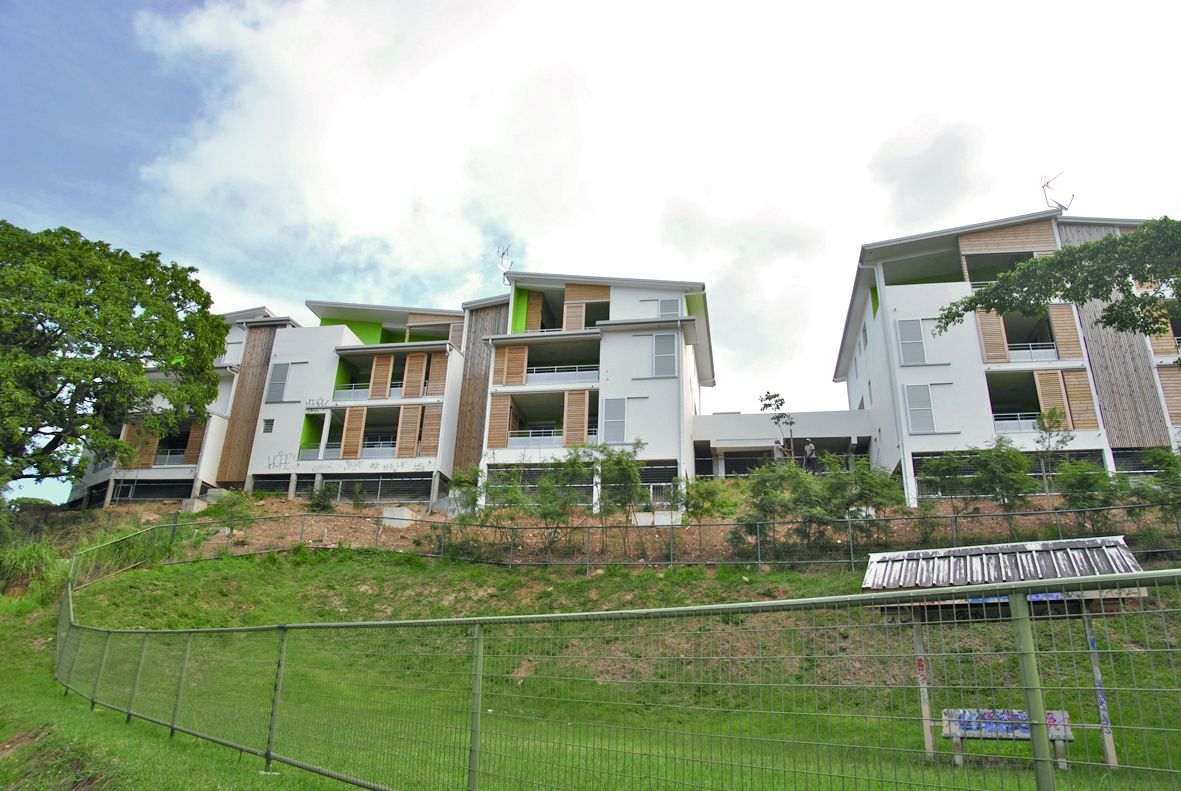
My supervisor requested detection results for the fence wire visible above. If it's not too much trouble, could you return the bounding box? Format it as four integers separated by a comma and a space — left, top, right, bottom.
55, 522, 1181, 790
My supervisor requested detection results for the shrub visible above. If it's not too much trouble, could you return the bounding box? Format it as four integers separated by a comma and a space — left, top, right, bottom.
351, 483, 366, 511
0, 541, 62, 590
307, 485, 336, 513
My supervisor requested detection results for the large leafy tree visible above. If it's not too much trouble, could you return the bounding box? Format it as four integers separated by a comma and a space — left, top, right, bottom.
0, 221, 227, 483
935, 217, 1181, 336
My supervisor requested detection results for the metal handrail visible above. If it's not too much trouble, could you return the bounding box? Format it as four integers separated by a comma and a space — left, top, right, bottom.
509, 429, 563, 438
334, 382, 371, 391
1006, 342, 1056, 351
525, 364, 599, 374
152, 450, 189, 466
993, 411, 1040, 421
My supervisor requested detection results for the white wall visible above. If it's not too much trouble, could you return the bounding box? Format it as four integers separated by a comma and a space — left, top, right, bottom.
435, 345, 466, 478
608, 286, 685, 321
598, 329, 682, 461
198, 413, 230, 485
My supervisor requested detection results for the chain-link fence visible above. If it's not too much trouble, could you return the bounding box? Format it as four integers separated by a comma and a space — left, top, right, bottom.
57, 527, 1181, 790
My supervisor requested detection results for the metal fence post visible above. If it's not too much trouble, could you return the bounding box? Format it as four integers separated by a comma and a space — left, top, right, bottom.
1009, 593, 1056, 791
755, 522, 763, 565
63, 628, 82, 695
467, 623, 485, 791
170, 634, 193, 738
126, 633, 149, 723
265, 626, 289, 772
950, 514, 958, 547
299, 513, 306, 544
90, 632, 112, 711
169, 513, 179, 560
846, 518, 855, 571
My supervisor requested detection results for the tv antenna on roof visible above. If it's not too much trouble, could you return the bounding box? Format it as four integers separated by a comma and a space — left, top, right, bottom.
1042, 172, 1074, 212
496, 244, 514, 285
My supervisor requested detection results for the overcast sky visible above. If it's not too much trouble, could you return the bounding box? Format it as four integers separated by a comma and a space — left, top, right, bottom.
4, 0, 1180, 500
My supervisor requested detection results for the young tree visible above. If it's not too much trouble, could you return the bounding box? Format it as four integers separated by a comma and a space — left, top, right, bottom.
935, 218, 1181, 341
759, 391, 796, 463
1132, 447, 1181, 529
821, 456, 906, 544
915, 451, 979, 515
684, 476, 740, 560
1055, 460, 1128, 535
534, 447, 594, 558
597, 441, 647, 557
1033, 408, 1075, 495
970, 436, 1039, 539
0, 221, 227, 483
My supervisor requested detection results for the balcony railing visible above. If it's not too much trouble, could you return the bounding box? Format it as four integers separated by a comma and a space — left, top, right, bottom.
1006, 342, 1058, 362
361, 437, 396, 459
993, 412, 1040, 433
525, 364, 599, 385
970, 280, 997, 291
333, 383, 372, 401
508, 429, 564, 448
521, 327, 567, 334
152, 450, 190, 467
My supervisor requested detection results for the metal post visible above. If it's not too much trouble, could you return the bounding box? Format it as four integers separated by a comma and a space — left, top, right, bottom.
90, 632, 112, 710
467, 623, 486, 791
169, 513, 179, 560
846, 518, 855, 571
507, 530, 515, 568
1081, 609, 1118, 767
912, 614, 936, 760
950, 514, 958, 547
63, 628, 83, 695
126, 634, 149, 723
265, 627, 289, 772
668, 520, 676, 565
299, 514, 306, 544
1009, 594, 1056, 791
585, 526, 592, 575
755, 522, 763, 565
170, 634, 193, 737
374, 517, 381, 548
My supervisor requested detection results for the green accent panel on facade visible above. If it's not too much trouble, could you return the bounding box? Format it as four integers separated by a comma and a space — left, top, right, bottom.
888, 272, 964, 287
300, 414, 324, 448
511, 286, 529, 333
335, 359, 351, 387
685, 293, 706, 322
407, 331, 446, 343
380, 328, 401, 344
869, 287, 879, 317
320, 318, 383, 345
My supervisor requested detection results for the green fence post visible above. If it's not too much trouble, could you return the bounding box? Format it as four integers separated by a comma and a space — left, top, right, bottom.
170, 634, 193, 738
846, 518, 855, 571
90, 632, 113, 711
755, 522, 763, 565
467, 623, 485, 791
1009, 594, 1056, 791
126, 633, 149, 723
62, 627, 83, 696
168, 513, 179, 560
265, 627, 289, 772
950, 514, 958, 547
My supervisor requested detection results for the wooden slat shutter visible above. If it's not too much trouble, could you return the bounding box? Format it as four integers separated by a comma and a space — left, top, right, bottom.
565, 283, 610, 302
1150, 332, 1177, 356
403, 352, 428, 398
976, 310, 1010, 363
1034, 370, 1070, 427
1158, 366, 1181, 423
526, 292, 543, 331
407, 312, 443, 326
419, 405, 442, 455
492, 347, 507, 385
126, 422, 159, 468
487, 394, 512, 449
448, 321, 465, 348
396, 405, 422, 457
427, 353, 448, 396
182, 422, 206, 465
563, 302, 585, 331
1047, 305, 1083, 360
1063, 370, 1099, 429
505, 346, 527, 385
563, 390, 588, 446
958, 219, 1057, 255
340, 407, 367, 460
369, 354, 393, 399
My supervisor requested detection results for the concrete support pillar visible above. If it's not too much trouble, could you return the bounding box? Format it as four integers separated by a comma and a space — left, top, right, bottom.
287, 473, 297, 501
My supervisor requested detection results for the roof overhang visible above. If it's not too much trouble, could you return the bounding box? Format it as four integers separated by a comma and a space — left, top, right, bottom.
505, 270, 706, 292
306, 300, 462, 324
335, 341, 452, 357
462, 293, 510, 310
485, 329, 601, 346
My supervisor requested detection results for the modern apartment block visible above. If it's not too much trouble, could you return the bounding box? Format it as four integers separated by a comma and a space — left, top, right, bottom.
833, 208, 1174, 503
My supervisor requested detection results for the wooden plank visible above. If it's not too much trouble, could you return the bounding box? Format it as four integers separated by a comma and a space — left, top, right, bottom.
563, 390, 588, 447
1158, 366, 1181, 424
492, 346, 507, 386
182, 422, 206, 465
340, 407, 367, 460
396, 405, 422, 457
454, 303, 509, 469
487, 394, 512, 449
427, 353, 448, 396
368, 354, 393, 399
218, 324, 278, 482
976, 310, 1010, 363
563, 302, 585, 331
126, 422, 158, 469
958, 219, 1057, 254
1034, 370, 1070, 427
505, 346, 528, 386
448, 321, 465, 349
407, 312, 449, 326
419, 405, 442, 456
1047, 305, 1083, 360
403, 352, 428, 398
526, 292, 543, 331
1058, 223, 1121, 247
1063, 370, 1099, 429
565, 283, 610, 302
1150, 332, 1176, 356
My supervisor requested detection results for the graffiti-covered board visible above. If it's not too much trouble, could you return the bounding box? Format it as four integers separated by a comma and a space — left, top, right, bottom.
941, 708, 1074, 742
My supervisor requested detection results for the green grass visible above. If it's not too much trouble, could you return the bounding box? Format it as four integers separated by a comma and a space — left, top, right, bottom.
7, 549, 1181, 789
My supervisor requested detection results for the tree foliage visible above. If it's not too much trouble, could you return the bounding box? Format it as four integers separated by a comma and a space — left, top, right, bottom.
0, 221, 227, 483
971, 436, 1039, 538
935, 218, 1181, 337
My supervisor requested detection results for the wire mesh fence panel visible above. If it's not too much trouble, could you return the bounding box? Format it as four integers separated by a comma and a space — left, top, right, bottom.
92, 631, 142, 713
129, 633, 189, 726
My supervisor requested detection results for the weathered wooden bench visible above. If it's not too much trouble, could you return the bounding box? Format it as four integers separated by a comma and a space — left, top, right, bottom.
941, 708, 1074, 769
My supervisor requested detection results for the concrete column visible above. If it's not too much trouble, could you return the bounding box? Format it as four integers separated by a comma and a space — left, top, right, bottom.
318, 410, 333, 459
286, 473, 298, 500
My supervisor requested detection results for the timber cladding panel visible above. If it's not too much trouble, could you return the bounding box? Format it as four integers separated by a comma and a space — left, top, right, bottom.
958, 219, 1057, 254
1158, 367, 1181, 424
454, 302, 508, 469
492, 347, 507, 386
1034, 370, 1070, 425
396, 405, 423, 457
407, 312, 450, 326
976, 310, 1010, 362
1077, 300, 1170, 447
563, 302, 586, 331
1150, 333, 1176, 356
504, 346, 528, 385
125, 422, 159, 469
217, 324, 278, 482
419, 405, 442, 456
1046, 305, 1083, 360
448, 321, 464, 349
427, 353, 448, 396
525, 292, 543, 331
182, 422, 206, 465
564, 283, 610, 302
403, 352, 428, 398
563, 390, 588, 446
486, 394, 512, 449
340, 407, 367, 460
369, 355, 393, 399
1062, 370, 1099, 429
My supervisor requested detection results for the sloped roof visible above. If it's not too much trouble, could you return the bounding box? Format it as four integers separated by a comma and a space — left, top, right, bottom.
862, 536, 1141, 592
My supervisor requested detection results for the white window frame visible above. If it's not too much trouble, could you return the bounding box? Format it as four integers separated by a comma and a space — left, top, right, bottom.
265, 363, 290, 403
905, 384, 935, 433
897, 319, 927, 365
262, 419, 275, 434
658, 298, 680, 318
602, 398, 626, 444
652, 333, 677, 377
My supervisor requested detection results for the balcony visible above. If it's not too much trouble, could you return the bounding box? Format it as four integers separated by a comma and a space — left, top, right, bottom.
333, 383, 371, 401
1007, 342, 1058, 362
525, 364, 599, 385
360, 436, 396, 459
508, 429, 564, 448
153, 450, 189, 467
993, 412, 1039, 433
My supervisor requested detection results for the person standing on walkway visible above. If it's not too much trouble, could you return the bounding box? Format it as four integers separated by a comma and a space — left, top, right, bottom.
803, 439, 817, 473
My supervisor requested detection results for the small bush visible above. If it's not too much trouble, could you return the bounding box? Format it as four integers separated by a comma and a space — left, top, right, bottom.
351, 483, 366, 511
308, 485, 336, 513
0, 541, 62, 591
